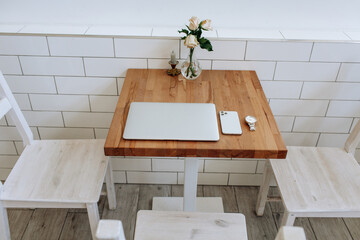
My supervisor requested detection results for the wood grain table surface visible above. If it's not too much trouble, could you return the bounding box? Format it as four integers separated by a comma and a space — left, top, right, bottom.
105, 69, 287, 159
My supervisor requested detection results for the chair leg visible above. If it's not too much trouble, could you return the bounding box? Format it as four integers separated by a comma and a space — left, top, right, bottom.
87, 203, 100, 240
281, 211, 296, 226
105, 158, 116, 210
0, 201, 11, 240
256, 159, 273, 216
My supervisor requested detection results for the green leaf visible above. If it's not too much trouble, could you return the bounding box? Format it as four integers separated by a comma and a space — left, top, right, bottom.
181, 36, 186, 40
199, 37, 213, 51
178, 29, 189, 35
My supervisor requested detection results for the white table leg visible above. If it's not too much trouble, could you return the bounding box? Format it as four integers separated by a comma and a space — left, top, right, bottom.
183, 158, 199, 212
0, 201, 10, 240
105, 158, 116, 210
87, 202, 100, 240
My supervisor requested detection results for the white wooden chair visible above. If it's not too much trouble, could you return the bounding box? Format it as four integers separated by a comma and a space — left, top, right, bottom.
275, 226, 306, 240
0, 71, 116, 240
256, 120, 360, 226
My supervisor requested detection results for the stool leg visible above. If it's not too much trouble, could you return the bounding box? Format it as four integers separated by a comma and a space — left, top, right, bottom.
87, 203, 100, 240
183, 158, 199, 212
0, 201, 10, 240
256, 159, 273, 216
105, 158, 116, 210
281, 211, 296, 226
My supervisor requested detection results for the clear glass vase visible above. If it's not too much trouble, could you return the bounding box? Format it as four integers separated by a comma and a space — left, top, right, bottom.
181, 48, 202, 80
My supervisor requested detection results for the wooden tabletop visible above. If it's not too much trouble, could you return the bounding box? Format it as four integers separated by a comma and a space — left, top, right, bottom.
105, 69, 287, 159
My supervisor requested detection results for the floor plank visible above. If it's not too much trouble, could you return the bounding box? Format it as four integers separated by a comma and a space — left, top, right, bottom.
7, 209, 33, 240
102, 184, 140, 240
137, 184, 171, 210
203, 186, 238, 213
235, 187, 278, 240
21, 208, 68, 240
344, 218, 360, 240
309, 218, 353, 240
58, 213, 92, 240
171, 185, 203, 197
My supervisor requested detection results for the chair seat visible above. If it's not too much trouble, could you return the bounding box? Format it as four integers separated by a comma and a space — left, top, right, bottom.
1, 139, 108, 203
134, 210, 248, 240
270, 146, 360, 213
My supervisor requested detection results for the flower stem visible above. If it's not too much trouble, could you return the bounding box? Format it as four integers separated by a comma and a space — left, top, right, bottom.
187, 48, 195, 78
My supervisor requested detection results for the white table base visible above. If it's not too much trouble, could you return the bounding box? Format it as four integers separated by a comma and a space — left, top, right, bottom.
152, 197, 224, 212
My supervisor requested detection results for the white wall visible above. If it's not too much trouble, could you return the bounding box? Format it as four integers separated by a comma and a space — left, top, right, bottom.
1, 0, 360, 30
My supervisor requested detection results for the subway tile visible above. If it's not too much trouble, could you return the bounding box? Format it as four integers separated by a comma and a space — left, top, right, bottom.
0, 169, 11, 180
5, 75, 56, 94
84, 58, 147, 77
228, 174, 263, 186
48, 37, 114, 57
86, 25, 152, 37
180, 40, 246, 60
94, 128, 109, 139
274, 62, 340, 81
148, 59, 211, 70
337, 63, 360, 82
90, 96, 118, 112
345, 31, 360, 41
317, 133, 349, 147
8, 111, 64, 127
0, 141, 17, 155
261, 81, 302, 99
20, 56, 84, 76
111, 157, 151, 171
19, 24, 88, 35
115, 38, 179, 58
0, 24, 24, 33
311, 43, 360, 62
117, 78, 125, 95
281, 132, 319, 146
127, 172, 177, 184
14, 94, 31, 110
212, 61, 275, 80
0, 156, 19, 168
38, 127, 95, 139
218, 29, 283, 39
327, 101, 360, 117
178, 173, 228, 185
301, 82, 360, 100
204, 160, 256, 173
14, 141, 24, 155
274, 116, 295, 132
0, 36, 49, 55
270, 99, 329, 116
0, 56, 22, 75
0, 126, 39, 141
113, 171, 126, 183
0, 118, 7, 126
293, 117, 353, 133
152, 158, 204, 172
256, 161, 266, 174
246, 41, 312, 61
30, 94, 90, 111
281, 30, 350, 41
63, 112, 113, 128
55, 77, 117, 95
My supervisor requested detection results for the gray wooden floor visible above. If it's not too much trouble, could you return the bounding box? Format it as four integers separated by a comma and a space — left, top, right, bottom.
7, 184, 360, 240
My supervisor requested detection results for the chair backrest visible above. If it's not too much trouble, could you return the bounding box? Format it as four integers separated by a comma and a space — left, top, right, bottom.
0, 71, 33, 145
275, 226, 306, 240
344, 120, 360, 155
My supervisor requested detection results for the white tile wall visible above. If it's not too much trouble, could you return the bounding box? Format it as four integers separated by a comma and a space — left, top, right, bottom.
180, 40, 246, 60
274, 62, 340, 81
218, 29, 283, 39
14, 94, 31, 110
0, 56, 22, 74
0, 127, 39, 141
274, 116, 295, 132
94, 128, 109, 139
327, 101, 360, 117
113, 171, 127, 183
301, 82, 360, 100
178, 173, 228, 185
317, 134, 349, 147
0, 169, 11, 180
90, 96, 118, 112
5, 75, 57, 94
55, 77, 117, 95
204, 160, 256, 173
0, 141, 17, 155
260, 81, 302, 99
63, 112, 113, 128
111, 158, 151, 171
281, 132, 319, 146
246, 41, 313, 61
212, 61, 275, 80
8, 111, 64, 127
311, 43, 360, 62
280, 30, 350, 41
117, 78, 125, 94
0, 156, 19, 168
152, 158, 204, 172
256, 161, 266, 174
20, 56, 85, 76
127, 172, 177, 184
293, 117, 353, 133
228, 174, 263, 186
14, 141, 24, 155
270, 99, 329, 116
0, 36, 49, 55
38, 127, 95, 139
48, 37, 114, 57
337, 63, 360, 82
148, 59, 212, 70
84, 58, 147, 77
30, 94, 90, 111
115, 39, 179, 58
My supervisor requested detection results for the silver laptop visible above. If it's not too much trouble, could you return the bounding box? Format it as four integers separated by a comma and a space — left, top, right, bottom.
123, 102, 219, 141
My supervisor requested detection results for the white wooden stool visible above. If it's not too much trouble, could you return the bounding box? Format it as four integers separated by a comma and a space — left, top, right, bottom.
96, 220, 126, 240
275, 226, 306, 240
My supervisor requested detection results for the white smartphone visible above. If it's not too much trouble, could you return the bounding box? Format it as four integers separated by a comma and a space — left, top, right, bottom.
219, 111, 242, 135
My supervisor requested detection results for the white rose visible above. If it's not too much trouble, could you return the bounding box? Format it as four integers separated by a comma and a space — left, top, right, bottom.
188, 16, 200, 31
201, 19, 213, 31
184, 35, 199, 48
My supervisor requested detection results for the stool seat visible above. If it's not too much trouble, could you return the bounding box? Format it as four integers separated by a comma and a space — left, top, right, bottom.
96, 220, 125, 240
